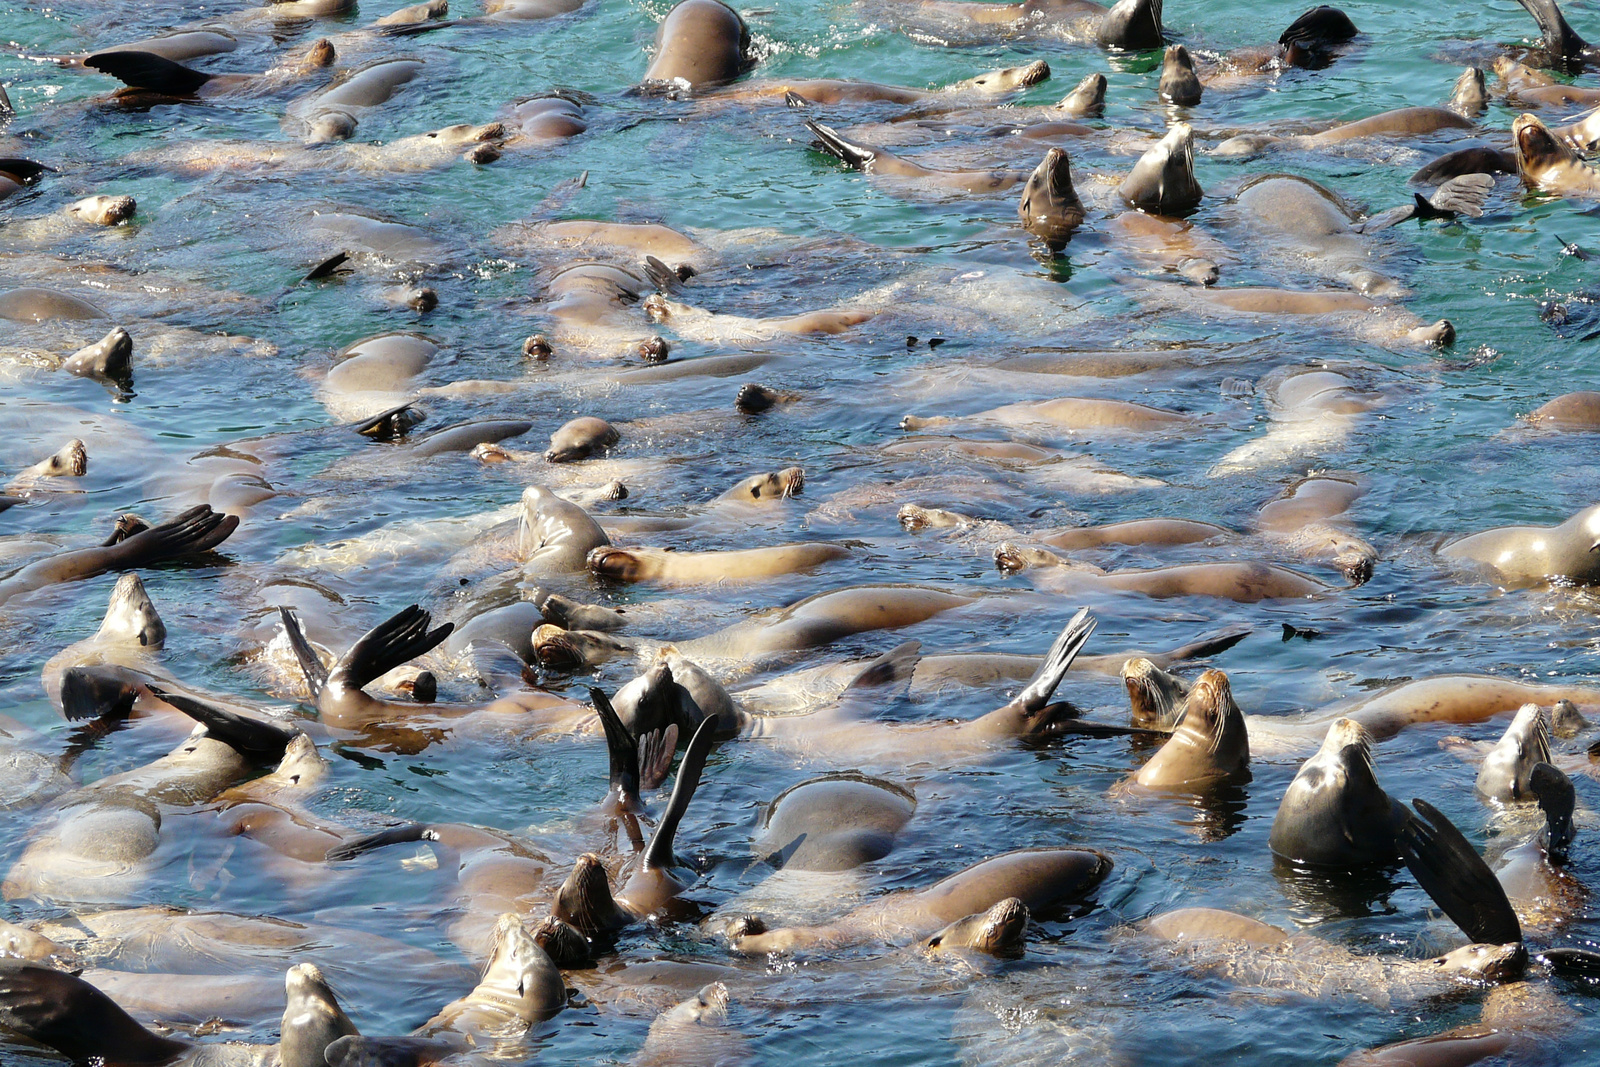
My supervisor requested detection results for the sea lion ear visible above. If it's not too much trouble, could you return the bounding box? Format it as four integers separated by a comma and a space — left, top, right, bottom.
1397, 798, 1522, 946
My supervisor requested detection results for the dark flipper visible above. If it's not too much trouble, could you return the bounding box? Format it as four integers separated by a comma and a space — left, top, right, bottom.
325, 824, 437, 862
59, 665, 141, 721
0, 158, 53, 184
278, 607, 331, 700
846, 640, 923, 690
0, 960, 190, 1065
1557, 234, 1594, 261
108, 504, 239, 564
1160, 626, 1250, 663
1045, 716, 1168, 739
1514, 0, 1590, 62
84, 50, 212, 95
1278, 5, 1358, 50
377, 16, 471, 37
330, 605, 453, 692
640, 715, 716, 872
304, 251, 353, 281
805, 119, 877, 171
1531, 761, 1576, 862
594, 688, 643, 809
1016, 608, 1097, 712
1410, 147, 1517, 186
1398, 798, 1523, 946
1538, 947, 1600, 978
143, 685, 296, 761
636, 724, 678, 793
353, 402, 425, 441
1419, 173, 1494, 219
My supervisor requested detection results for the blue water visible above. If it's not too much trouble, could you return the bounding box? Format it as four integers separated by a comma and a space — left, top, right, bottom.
3, 0, 1600, 1062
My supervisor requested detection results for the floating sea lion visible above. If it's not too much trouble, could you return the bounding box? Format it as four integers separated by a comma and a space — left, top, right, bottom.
1255, 472, 1376, 583
1215, 106, 1477, 159
1439, 502, 1600, 587
726, 846, 1110, 954
1017, 148, 1083, 251
285, 56, 424, 142
806, 119, 1028, 194
84, 40, 335, 103
1118, 122, 1202, 215
1525, 390, 1600, 429
1513, 112, 1600, 196
0, 504, 237, 608
1121, 657, 1190, 730
640, 0, 756, 92
754, 774, 917, 872
1158, 44, 1201, 105
1131, 669, 1250, 791
589, 541, 851, 585
902, 395, 1196, 433
0, 285, 108, 322
1476, 703, 1551, 802
1268, 718, 1407, 867
722, 60, 1049, 106
997, 548, 1330, 603
878, 0, 1163, 50
920, 897, 1030, 957
281, 964, 360, 1067
631, 982, 747, 1067
547, 415, 619, 462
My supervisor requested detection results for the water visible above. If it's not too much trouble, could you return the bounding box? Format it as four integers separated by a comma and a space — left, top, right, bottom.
3, 0, 1600, 1062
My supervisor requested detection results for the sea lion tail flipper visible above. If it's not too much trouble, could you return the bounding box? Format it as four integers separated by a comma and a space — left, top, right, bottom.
0, 84, 11, 117
636, 724, 678, 792
1513, 0, 1589, 61
1397, 798, 1523, 946
329, 605, 454, 692
1157, 625, 1250, 664
377, 15, 468, 37
84, 50, 212, 95
113, 504, 240, 563
640, 715, 716, 872
143, 684, 296, 761
805, 119, 877, 171
592, 687, 643, 802
0, 960, 189, 1064
643, 255, 681, 293
845, 640, 923, 690
1536, 947, 1600, 978
1530, 761, 1576, 862
1419, 173, 1494, 219
1015, 608, 1097, 712
278, 606, 330, 699
325, 824, 438, 862
353, 402, 426, 441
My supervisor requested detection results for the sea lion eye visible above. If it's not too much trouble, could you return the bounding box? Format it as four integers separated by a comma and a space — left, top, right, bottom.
927, 935, 942, 948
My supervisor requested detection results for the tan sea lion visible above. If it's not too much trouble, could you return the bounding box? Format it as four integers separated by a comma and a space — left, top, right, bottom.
920, 897, 1030, 957
60, 326, 133, 386
546, 415, 619, 462
286, 57, 424, 142
281, 964, 360, 1067
1476, 704, 1551, 802
640, 0, 756, 92
1268, 718, 1407, 866
998, 548, 1330, 603
84, 41, 335, 103
1132, 669, 1250, 790
0, 286, 109, 322
727, 847, 1110, 954
723, 61, 1049, 106
901, 396, 1196, 433
1440, 503, 1600, 587
1040, 518, 1229, 550
588, 542, 850, 585
1526, 390, 1600, 429
631, 982, 747, 1067
880, 0, 1163, 49
1121, 657, 1192, 730
755, 774, 917, 872
806, 119, 1028, 194
1255, 472, 1376, 583
1513, 113, 1600, 196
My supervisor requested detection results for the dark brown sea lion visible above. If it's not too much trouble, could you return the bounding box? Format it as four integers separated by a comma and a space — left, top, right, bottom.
1268, 718, 1407, 866
1017, 147, 1083, 250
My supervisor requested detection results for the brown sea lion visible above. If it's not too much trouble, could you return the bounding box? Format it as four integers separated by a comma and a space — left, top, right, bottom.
1526, 390, 1600, 428
1268, 718, 1407, 867
755, 774, 917, 872
588, 542, 850, 584
1476, 703, 1551, 802
1158, 44, 1201, 105
921, 897, 1029, 957
640, 0, 756, 91
1440, 503, 1600, 587
1513, 112, 1600, 196
1017, 147, 1084, 251
1118, 122, 1202, 215
546, 415, 619, 462
879, 0, 1164, 50
1132, 669, 1250, 790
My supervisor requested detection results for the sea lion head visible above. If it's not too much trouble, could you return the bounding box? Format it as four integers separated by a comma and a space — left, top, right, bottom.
545, 415, 619, 463
306, 109, 358, 144
1475, 703, 1551, 803
479, 913, 565, 1020
552, 853, 631, 936
610, 659, 706, 764
1137, 669, 1250, 789
273, 732, 328, 791
1268, 717, 1401, 867
1093, 0, 1164, 50
532, 915, 592, 967
1158, 44, 1202, 106
1118, 122, 1203, 216
31, 438, 87, 479
98, 573, 166, 648
1450, 66, 1487, 116
68, 195, 136, 226
955, 59, 1050, 94
421, 122, 504, 147
1057, 72, 1106, 116
1018, 148, 1084, 251
1121, 657, 1189, 730
61, 327, 132, 386
922, 897, 1029, 958
532, 624, 630, 671
0, 920, 81, 970
1552, 698, 1588, 739
281, 963, 358, 1067
723, 467, 804, 503
1513, 113, 1578, 184
1428, 942, 1527, 984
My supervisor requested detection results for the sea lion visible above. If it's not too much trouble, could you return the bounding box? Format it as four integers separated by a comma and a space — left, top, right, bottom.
1513, 113, 1600, 196
281, 964, 360, 1067
805, 119, 1027, 194
998, 549, 1330, 603
0, 504, 237, 607
727, 847, 1111, 954
1121, 658, 1191, 731
0, 159, 50, 204
1338, 982, 1573, 1066
41, 572, 166, 710
1475, 704, 1553, 803
67, 194, 137, 226
60, 326, 133, 386
1017, 147, 1083, 250
920, 897, 1029, 957
1507, 0, 1595, 67
1132, 669, 1250, 790
518, 484, 612, 575
1158, 44, 1201, 105
1268, 718, 1407, 867
0, 286, 109, 322
279, 603, 453, 728
754, 774, 917, 871
1118, 121, 1202, 215
881, 0, 1163, 50
415, 913, 566, 1035
287, 57, 424, 142
1255, 472, 1376, 583
901, 396, 1196, 433
84, 41, 335, 103
1039, 518, 1229, 550
631, 982, 746, 1067
546, 415, 619, 462
724, 61, 1050, 106
588, 542, 850, 584
1439, 503, 1600, 587
1526, 390, 1600, 429
640, 0, 756, 92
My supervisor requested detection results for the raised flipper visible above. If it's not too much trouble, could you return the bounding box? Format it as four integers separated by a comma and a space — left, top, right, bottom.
805, 119, 877, 171
1514, 0, 1590, 63
1530, 762, 1576, 862
279, 606, 331, 700
329, 605, 454, 693
84, 51, 213, 95
1557, 234, 1593, 261
1355, 174, 1494, 232
143, 684, 297, 761
109, 504, 239, 563
304, 251, 353, 282
594, 687, 644, 812
0, 159, 53, 184
1015, 608, 1097, 712
1398, 797, 1523, 946
325, 824, 438, 862
1537, 946, 1600, 977
59, 665, 141, 721
1157, 626, 1250, 664
847, 640, 923, 690
640, 715, 717, 873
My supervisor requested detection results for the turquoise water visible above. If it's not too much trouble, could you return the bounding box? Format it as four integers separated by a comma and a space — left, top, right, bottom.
3, 0, 1600, 1063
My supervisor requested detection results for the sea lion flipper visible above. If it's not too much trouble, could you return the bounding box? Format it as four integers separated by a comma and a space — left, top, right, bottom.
1159, 625, 1250, 664
59, 664, 140, 721
1418, 173, 1494, 220
640, 715, 716, 872
0, 158, 54, 184
111, 504, 239, 563
1015, 608, 1096, 712
1277, 5, 1358, 50
1557, 234, 1594, 260
593, 687, 643, 802
805, 119, 876, 171
0, 960, 189, 1064
1513, 0, 1590, 61
1530, 761, 1576, 861
637, 724, 678, 792
84, 50, 212, 95
643, 255, 680, 293
1536, 946, 1600, 978
279, 606, 331, 699
1397, 798, 1523, 946
325, 823, 436, 862
330, 605, 454, 692
143, 684, 296, 761
845, 640, 922, 691
303, 251, 353, 282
